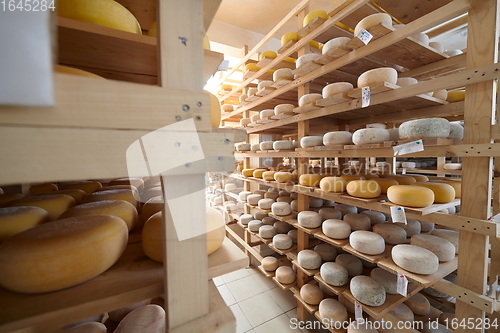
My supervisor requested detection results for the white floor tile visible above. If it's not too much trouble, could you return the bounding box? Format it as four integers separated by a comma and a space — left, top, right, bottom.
265, 288, 297, 312
238, 292, 284, 327
226, 275, 268, 302
286, 308, 298, 319
244, 330, 256, 333
230, 304, 252, 333
251, 272, 278, 291
246, 267, 259, 275
254, 313, 300, 333
222, 268, 251, 283
217, 284, 237, 306
212, 276, 225, 286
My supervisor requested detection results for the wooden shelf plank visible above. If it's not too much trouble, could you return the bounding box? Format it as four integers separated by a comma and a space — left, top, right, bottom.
208, 238, 249, 279
258, 265, 275, 278
313, 232, 349, 248
380, 199, 461, 216
294, 292, 320, 314
268, 243, 297, 256
313, 274, 349, 296
293, 260, 320, 277
272, 277, 296, 291
256, 57, 296, 70
341, 244, 393, 264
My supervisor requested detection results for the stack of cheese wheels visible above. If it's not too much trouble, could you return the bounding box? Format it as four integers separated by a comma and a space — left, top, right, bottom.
0, 207, 50, 241
323, 131, 353, 146
387, 185, 434, 207
300, 136, 324, 148
410, 234, 455, 262
7, 194, 76, 221
319, 176, 347, 192
322, 82, 353, 98
357, 67, 398, 88
354, 13, 392, 36
299, 174, 322, 187
346, 180, 381, 198
298, 93, 322, 107
392, 244, 439, 274
350, 275, 386, 306
322, 37, 351, 55
273, 68, 294, 82
399, 118, 450, 140
352, 128, 390, 145
273, 140, 294, 150
413, 182, 455, 203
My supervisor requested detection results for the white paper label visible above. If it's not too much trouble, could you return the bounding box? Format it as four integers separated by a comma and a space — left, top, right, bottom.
354, 301, 364, 322
402, 168, 407, 174
390, 206, 407, 224
393, 140, 424, 156
357, 28, 373, 45
397, 273, 409, 296
361, 86, 371, 108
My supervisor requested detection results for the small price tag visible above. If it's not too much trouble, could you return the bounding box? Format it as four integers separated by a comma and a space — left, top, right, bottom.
397, 273, 409, 296
354, 301, 364, 322
393, 140, 424, 156
357, 28, 373, 45
390, 206, 407, 224
361, 86, 371, 108
402, 168, 407, 174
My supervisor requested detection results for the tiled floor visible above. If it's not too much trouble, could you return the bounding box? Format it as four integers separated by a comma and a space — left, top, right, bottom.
214, 267, 330, 333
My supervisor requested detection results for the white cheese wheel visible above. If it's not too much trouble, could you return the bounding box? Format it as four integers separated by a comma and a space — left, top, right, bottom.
318, 299, 348, 324
399, 118, 450, 140
343, 213, 371, 231
323, 131, 353, 145
319, 207, 342, 220
239, 94, 248, 102
250, 114, 260, 123
262, 216, 276, 225
322, 219, 351, 239
300, 283, 323, 305
114, 304, 165, 333
225, 183, 237, 192
296, 54, 321, 68
277, 197, 293, 204
392, 244, 439, 274
322, 82, 354, 98
335, 203, 357, 216
248, 87, 258, 96
410, 234, 455, 262
236, 143, 251, 151
0, 207, 50, 241
354, 13, 392, 35
288, 229, 298, 243
238, 191, 252, 202
250, 143, 260, 151
314, 243, 337, 261
258, 198, 275, 210
357, 67, 398, 88
248, 220, 263, 232
431, 229, 459, 254
298, 93, 323, 107
360, 210, 386, 225
262, 256, 279, 271
404, 292, 430, 315
271, 202, 292, 216
0, 215, 128, 293
274, 104, 295, 115
221, 104, 234, 112
420, 220, 435, 233
213, 196, 223, 205
257, 80, 273, 91
260, 109, 274, 119
387, 185, 434, 207
373, 223, 407, 245
389, 303, 414, 322
352, 128, 390, 145
413, 182, 455, 203
273, 68, 294, 82
396, 77, 418, 87
309, 196, 324, 208
259, 225, 277, 239
246, 194, 262, 206
300, 136, 324, 148
350, 275, 386, 306
275, 265, 295, 284
443, 163, 462, 170
370, 267, 398, 294
298, 211, 322, 229
432, 89, 448, 100
393, 218, 421, 237
346, 180, 381, 198
349, 230, 386, 255
298, 249, 322, 269
273, 221, 291, 234
8, 194, 76, 221
273, 140, 294, 150
388, 128, 400, 141
273, 234, 293, 250
322, 37, 350, 54
258, 141, 273, 151
319, 176, 347, 192
335, 254, 363, 277
320, 262, 349, 286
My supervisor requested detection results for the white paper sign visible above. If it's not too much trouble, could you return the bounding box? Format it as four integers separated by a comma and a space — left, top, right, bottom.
390, 206, 407, 224
397, 273, 409, 296
393, 140, 424, 156
402, 167, 407, 174
354, 301, 364, 322
357, 28, 373, 45
361, 86, 371, 108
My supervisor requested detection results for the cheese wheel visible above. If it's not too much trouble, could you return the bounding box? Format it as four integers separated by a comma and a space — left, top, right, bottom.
388, 128, 400, 141
373, 223, 407, 245
258, 198, 275, 210
322, 82, 353, 98
272, 221, 289, 234
360, 210, 386, 225
274, 172, 293, 183
298, 93, 322, 107
401, 162, 416, 168
60, 200, 138, 231
139, 186, 161, 203
264, 191, 279, 200
322, 219, 351, 239
0, 215, 127, 293
287, 229, 298, 243
404, 292, 430, 315
405, 174, 428, 182
447, 90, 465, 102
281, 31, 299, 46
240, 118, 250, 127
432, 180, 461, 198
0, 193, 25, 206
83, 189, 138, 208
140, 196, 163, 226
384, 175, 416, 185
413, 182, 455, 203
350, 275, 386, 306
343, 213, 371, 231
250, 143, 260, 151
300, 136, 324, 148
273, 234, 293, 249
242, 169, 255, 177
431, 229, 458, 254
239, 214, 253, 225
239, 93, 248, 103
273, 140, 294, 150
0, 207, 50, 241
261, 216, 275, 225
252, 169, 267, 178
432, 89, 448, 100
370, 268, 398, 294
221, 104, 234, 112
354, 13, 392, 35
352, 128, 390, 144
238, 191, 252, 202
444, 49, 463, 57
299, 174, 322, 187
399, 118, 450, 140
8, 194, 76, 221
346, 180, 381, 198
300, 283, 323, 305
109, 178, 144, 192
298, 211, 322, 229
237, 143, 252, 152
273, 68, 294, 82
322, 37, 351, 54
59, 181, 102, 195
250, 114, 260, 123
246, 194, 262, 206
262, 256, 279, 271
303, 9, 328, 26
387, 185, 434, 207
318, 299, 348, 324
248, 220, 263, 232
271, 202, 291, 216
257, 141, 273, 151
319, 207, 342, 220
275, 265, 295, 284
319, 176, 347, 192
349, 230, 386, 255
396, 77, 418, 87
314, 243, 337, 261
257, 80, 274, 91
29, 183, 58, 196
260, 109, 274, 119
274, 104, 294, 115
323, 131, 353, 145
298, 249, 322, 269
443, 163, 462, 170
447, 122, 464, 140
114, 304, 165, 333
389, 303, 414, 322
335, 203, 357, 216
335, 254, 362, 276
392, 244, 439, 274
296, 54, 321, 68
320, 262, 348, 286
410, 234, 455, 262
357, 67, 398, 88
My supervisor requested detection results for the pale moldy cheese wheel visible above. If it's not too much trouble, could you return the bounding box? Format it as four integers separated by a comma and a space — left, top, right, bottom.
350, 275, 386, 307
274, 103, 294, 115
404, 292, 431, 315
273, 234, 293, 250
357, 67, 398, 88
354, 13, 392, 35
399, 118, 450, 140
300, 136, 324, 148
260, 141, 274, 150
323, 131, 353, 145
320, 262, 348, 286
372, 223, 407, 245
360, 210, 386, 225
298, 249, 322, 269
319, 207, 342, 220
296, 53, 321, 68
352, 128, 390, 145
275, 266, 295, 284
273, 140, 294, 150
298, 211, 322, 229
318, 298, 348, 324
273, 68, 294, 82
335, 253, 363, 276
387, 185, 434, 207
271, 202, 291, 216
389, 303, 414, 322
7, 194, 76, 221
260, 109, 274, 119
392, 244, 439, 274
257, 80, 273, 91
410, 234, 455, 262
258, 198, 275, 210
420, 220, 435, 232
250, 143, 261, 151
298, 93, 323, 107
314, 243, 337, 261
370, 267, 398, 294
448, 122, 464, 140
322, 219, 351, 239
349, 231, 386, 255
430, 229, 459, 254
322, 82, 353, 98
334, 203, 357, 216
259, 225, 277, 239
0, 206, 50, 241
343, 213, 371, 231
238, 191, 252, 201
255, 211, 268, 220
240, 118, 250, 127
246, 194, 262, 206
394, 218, 421, 237
277, 196, 293, 203
235, 143, 251, 151
300, 283, 323, 305
248, 220, 263, 232
261, 256, 279, 271
322, 37, 350, 54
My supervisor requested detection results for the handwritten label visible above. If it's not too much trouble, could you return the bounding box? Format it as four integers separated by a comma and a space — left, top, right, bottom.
393, 140, 424, 156
178, 36, 187, 46
361, 86, 371, 108
354, 302, 364, 322
357, 28, 373, 45
397, 273, 409, 296
390, 206, 407, 224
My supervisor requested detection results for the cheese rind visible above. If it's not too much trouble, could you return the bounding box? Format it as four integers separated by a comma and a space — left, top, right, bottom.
8, 194, 76, 220
399, 118, 450, 140
300, 136, 324, 148
275, 266, 295, 284
273, 140, 294, 150
298, 211, 322, 229
322, 219, 351, 239
0, 207, 50, 241
300, 283, 323, 305
298, 249, 322, 269
413, 182, 455, 204
273, 234, 293, 249
349, 231, 386, 255
323, 131, 353, 145
357, 67, 397, 88
392, 244, 439, 274
114, 304, 165, 333
262, 256, 279, 271
299, 174, 322, 187
387, 185, 435, 207
320, 262, 348, 286
373, 223, 407, 245
271, 202, 291, 216
352, 128, 390, 145
335, 254, 362, 277
346, 180, 381, 198
410, 234, 455, 262
350, 275, 386, 306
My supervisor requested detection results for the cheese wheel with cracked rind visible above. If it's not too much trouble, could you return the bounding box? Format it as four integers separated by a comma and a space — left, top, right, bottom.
399, 118, 450, 140
298, 249, 322, 270
335, 254, 362, 277
372, 223, 407, 245
392, 244, 439, 274
352, 128, 390, 145
320, 262, 349, 286
370, 267, 398, 294
275, 265, 295, 284
350, 275, 386, 306
271, 202, 291, 216
273, 140, 294, 150
387, 185, 434, 207
0, 206, 50, 241
322, 219, 351, 239
410, 234, 455, 262
8, 194, 76, 221
273, 234, 293, 250
314, 243, 337, 262
349, 230, 386, 255
300, 283, 323, 305
298, 211, 322, 229
413, 182, 455, 204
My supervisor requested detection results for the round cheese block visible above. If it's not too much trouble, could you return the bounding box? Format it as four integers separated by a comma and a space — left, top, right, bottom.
247, 87, 258, 96
248, 220, 263, 232
0, 193, 25, 206
274, 172, 293, 183
271, 202, 292, 216
392, 244, 439, 274
238, 191, 252, 202
322, 82, 353, 98
334, 204, 357, 217
258, 198, 275, 210
318, 298, 348, 324
275, 265, 295, 284
354, 13, 392, 35
320, 262, 349, 286
314, 243, 337, 261
303, 9, 328, 26
0, 206, 50, 241
109, 178, 144, 192
432, 180, 461, 198
393, 218, 421, 238
253, 169, 268, 179
140, 196, 162, 227
350, 275, 386, 306
387, 185, 434, 207
277, 197, 293, 204
360, 210, 385, 225
396, 77, 418, 87
221, 104, 234, 112
389, 303, 414, 322
239, 214, 253, 225
281, 31, 299, 46
372, 223, 407, 245
264, 191, 279, 200
319, 207, 342, 220
288, 229, 298, 243
406, 174, 429, 182
274, 104, 294, 115
262, 216, 276, 225
273, 68, 294, 82
298, 249, 322, 269
300, 136, 324, 148
262, 256, 279, 271
259, 141, 274, 150
298, 211, 322, 229
431, 229, 458, 254
242, 169, 255, 177
0, 215, 128, 293
259, 51, 277, 60
235, 143, 251, 151
429, 41, 444, 53
443, 163, 462, 170
225, 183, 237, 192
260, 109, 274, 119
432, 89, 448, 100
259, 225, 277, 239
319, 176, 347, 193
399, 118, 450, 140
273, 221, 291, 234
257, 80, 273, 91
323, 131, 353, 145
298, 93, 323, 107
8, 194, 76, 221
384, 175, 416, 185
250, 143, 261, 151
413, 182, 455, 204
250, 114, 260, 123
247, 194, 263, 206
370, 268, 398, 294
401, 162, 416, 169
296, 54, 321, 68
213, 196, 223, 205
447, 90, 465, 102
357, 67, 398, 88
239, 93, 248, 102
140, 186, 161, 203
335, 254, 362, 277
343, 213, 371, 231
290, 200, 298, 212
448, 122, 464, 140
420, 220, 435, 233
404, 292, 430, 315
346, 180, 381, 198
60, 200, 138, 231
114, 304, 165, 333
273, 234, 293, 250
300, 283, 323, 305
352, 128, 390, 145
300, 174, 322, 187
240, 118, 250, 127
323, 219, 351, 239
349, 230, 386, 255
410, 234, 455, 262
322, 37, 350, 54
29, 183, 58, 196
273, 140, 294, 150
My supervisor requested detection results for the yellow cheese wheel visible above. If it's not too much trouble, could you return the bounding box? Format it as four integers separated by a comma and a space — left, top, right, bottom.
346, 180, 381, 198
283, 57, 296, 63
303, 10, 329, 27
83, 189, 139, 208
262, 171, 277, 181
0, 215, 128, 293
309, 40, 321, 49
319, 177, 347, 192
406, 174, 429, 182
141, 196, 163, 227
50, 189, 87, 204
29, 183, 58, 196
57, 0, 142, 34
274, 172, 293, 183
384, 175, 417, 185
0, 207, 50, 241
7, 194, 76, 220
55, 65, 105, 79
260, 51, 277, 59
59, 181, 102, 195
387, 185, 435, 208
299, 174, 322, 187
242, 169, 255, 177
245, 63, 261, 71
207, 91, 222, 128
281, 31, 299, 46
413, 182, 455, 204
432, 180, 461, 198
253, 169, 268, 178
59, 200, 138, 231
447, 90, 465, 102
96, 185, 139, 194
0, 193, 25, 206
109, 178, 144, 192
372, 178, 398, 194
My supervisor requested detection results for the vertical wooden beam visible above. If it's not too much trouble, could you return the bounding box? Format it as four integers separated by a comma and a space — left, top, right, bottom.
456, 0, 497, 331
